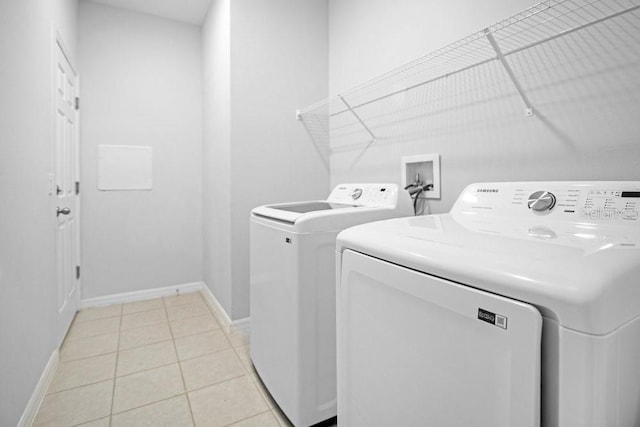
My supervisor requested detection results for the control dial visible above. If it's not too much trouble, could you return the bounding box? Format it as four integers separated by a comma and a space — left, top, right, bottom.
351, 188, 363, 200
527, 191, 556, 212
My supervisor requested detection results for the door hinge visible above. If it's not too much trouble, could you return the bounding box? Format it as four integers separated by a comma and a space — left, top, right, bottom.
75, 181, 80, 195
76, 266, 80, 280
75, 97, 79, 110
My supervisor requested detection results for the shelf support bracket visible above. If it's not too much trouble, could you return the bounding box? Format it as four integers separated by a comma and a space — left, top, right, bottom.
338, 94, 376, 142
485, 28, 534, 117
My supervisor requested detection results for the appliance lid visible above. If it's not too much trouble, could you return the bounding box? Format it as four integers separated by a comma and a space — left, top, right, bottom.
252, 201, 361, 226
267, 201, 358, 214
337, 182, 640, 335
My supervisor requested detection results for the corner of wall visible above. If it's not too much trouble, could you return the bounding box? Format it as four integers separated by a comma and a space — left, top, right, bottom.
201, 0, 234, 319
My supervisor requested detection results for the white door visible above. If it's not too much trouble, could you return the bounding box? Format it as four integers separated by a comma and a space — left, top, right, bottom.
55, 37, 80, 346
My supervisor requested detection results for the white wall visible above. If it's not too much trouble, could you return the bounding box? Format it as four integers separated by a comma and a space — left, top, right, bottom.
202, 0, 329, 320
0, 0, 77, 425
328, 0, 640, 212
78, 2, 204, 298
229, 0, 330, 319
202, 0, 233, 316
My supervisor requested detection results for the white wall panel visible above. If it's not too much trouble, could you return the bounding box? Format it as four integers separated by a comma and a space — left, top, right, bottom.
202, 0, 329, 320
0, 0, 77, 425
202, 0, 233, 318
78, 2, 204, 298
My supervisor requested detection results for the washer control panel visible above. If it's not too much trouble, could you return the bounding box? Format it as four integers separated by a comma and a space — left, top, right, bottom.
328, 183, 400, 207
453, 182, 640, 223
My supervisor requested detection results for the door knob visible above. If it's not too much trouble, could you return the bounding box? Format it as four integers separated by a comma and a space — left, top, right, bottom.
57, 207, 71, 216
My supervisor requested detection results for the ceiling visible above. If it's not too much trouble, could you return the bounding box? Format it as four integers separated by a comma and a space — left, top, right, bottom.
85, 0, 214, 25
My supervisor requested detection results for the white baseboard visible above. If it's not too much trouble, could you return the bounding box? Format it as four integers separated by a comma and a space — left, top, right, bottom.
80, 281, 205, 308
201, 283, 250, 334
231, 316, 251, 333
18, 349, 59, 427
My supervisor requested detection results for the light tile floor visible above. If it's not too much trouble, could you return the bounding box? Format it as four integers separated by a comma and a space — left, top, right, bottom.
33, 291, 293, 427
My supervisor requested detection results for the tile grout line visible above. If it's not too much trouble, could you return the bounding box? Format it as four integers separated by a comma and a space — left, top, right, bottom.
117, 334, 173, 353
109, 304, 124, 427
65, 324, 120, 343
185, 371, 247, 395
56, 349, 119, 368
112, 357, 180, 381
119, 308, 168, 331
163, 294, 198, 426
44, 378, 114, 397
73, 313, 121, 324
70, 415, 111, 427
223, 409, 273, 427
168, 325, 224, 340
108, 392, 189, 418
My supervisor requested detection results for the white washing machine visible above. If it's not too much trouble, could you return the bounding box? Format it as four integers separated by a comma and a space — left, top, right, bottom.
336, 181, 640, 427
250, 183, 413, 426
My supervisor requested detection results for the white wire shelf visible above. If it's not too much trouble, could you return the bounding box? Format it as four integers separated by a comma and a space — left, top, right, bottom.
297, 0, 640, 149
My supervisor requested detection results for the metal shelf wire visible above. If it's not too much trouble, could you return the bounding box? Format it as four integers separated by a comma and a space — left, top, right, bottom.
297, 0, 640, 149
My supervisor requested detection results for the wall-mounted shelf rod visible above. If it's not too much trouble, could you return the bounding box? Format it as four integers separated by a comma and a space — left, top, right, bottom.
485, 29, 534, 117
339, 94, 376, 142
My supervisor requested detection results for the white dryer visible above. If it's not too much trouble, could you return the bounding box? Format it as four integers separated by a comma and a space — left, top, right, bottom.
336, 182, 640, 427
250, 183, 413, 426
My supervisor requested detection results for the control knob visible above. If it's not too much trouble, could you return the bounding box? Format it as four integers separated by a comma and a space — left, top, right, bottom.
527, 191, 556, 212
351, 188, 363, 200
